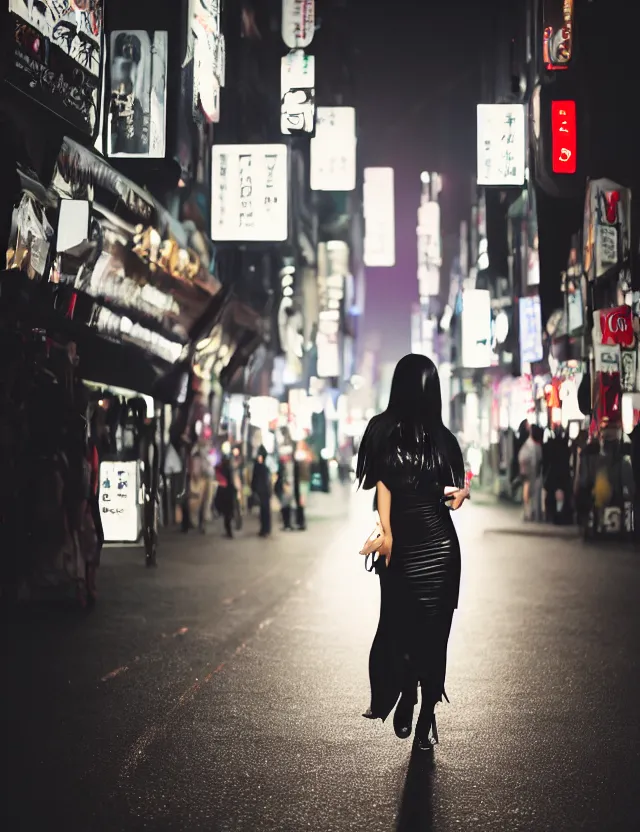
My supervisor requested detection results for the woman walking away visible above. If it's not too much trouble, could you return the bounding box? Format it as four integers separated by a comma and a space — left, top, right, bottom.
357, 354, 469, 752
252, 446, 272, 538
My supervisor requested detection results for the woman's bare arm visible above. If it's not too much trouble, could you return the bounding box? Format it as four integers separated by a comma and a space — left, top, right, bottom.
376, 481, 393, 566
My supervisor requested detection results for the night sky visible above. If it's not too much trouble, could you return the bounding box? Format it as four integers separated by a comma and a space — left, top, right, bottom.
352, 0, 489, 364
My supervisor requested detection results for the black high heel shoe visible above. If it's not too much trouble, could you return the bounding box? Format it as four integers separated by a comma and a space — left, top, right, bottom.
413, 712, 438, 752
393, 691, 418, 739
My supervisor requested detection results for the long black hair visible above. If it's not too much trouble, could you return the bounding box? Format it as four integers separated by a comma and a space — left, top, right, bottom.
356, 354, 464, 490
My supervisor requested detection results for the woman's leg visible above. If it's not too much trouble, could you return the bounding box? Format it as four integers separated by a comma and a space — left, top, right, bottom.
415, 610, 454, 744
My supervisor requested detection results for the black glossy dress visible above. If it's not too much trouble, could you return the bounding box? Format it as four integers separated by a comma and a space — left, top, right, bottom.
357, 416, 465, 721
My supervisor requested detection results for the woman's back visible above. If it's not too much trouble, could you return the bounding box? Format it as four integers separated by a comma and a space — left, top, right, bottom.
357, 413, 465, 497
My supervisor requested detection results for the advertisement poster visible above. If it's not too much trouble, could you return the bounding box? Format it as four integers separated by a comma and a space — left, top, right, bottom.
8, 0, 103, 134
477, 104, 526, 187
99, 461, 140, 542
211, 144, 289, 242
108, 30, 168, 158
311, 107, 357, 191
281, 51, 315, 134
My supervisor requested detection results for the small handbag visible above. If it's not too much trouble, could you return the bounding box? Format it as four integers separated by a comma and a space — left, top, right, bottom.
360, 522, 384, 572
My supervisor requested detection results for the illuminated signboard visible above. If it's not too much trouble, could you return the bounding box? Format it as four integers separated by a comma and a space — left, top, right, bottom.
211, 144, 289, 242
543, 0, 573, 69
363, 167, 395, 267
311, 107, 357, 191
477, 104, 526, 187
519, 295, 544, 369
551, 100, 577, 174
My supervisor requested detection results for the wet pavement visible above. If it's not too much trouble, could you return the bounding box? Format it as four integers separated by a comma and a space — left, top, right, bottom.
2, 487, 640, 831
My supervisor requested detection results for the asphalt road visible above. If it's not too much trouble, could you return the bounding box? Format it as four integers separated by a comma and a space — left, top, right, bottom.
2, 487, 640, 831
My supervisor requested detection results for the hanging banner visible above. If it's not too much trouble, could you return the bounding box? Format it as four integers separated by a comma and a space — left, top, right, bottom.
543, 0, 574, 69
108, 31, 168, 158
519, 295, 544, 369
190, 0, 225, 123
462, 289, 492, 369
477, 104, 526, 187
282, 0, 315, 49
7, 0, 103, 135
363, 168, 395, 267
281, 51, 315, 134
211, 144, 289, 242
310, 107, 357, 191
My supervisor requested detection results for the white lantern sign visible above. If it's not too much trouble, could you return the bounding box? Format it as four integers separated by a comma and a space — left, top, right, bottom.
211, 145, 289, 242
477, 104, 526, 187
364, 167, 395, 267
461, 289, 493, 368
282, 0, 315, 49
310, 107, 357, 191
281, 51, 315, 134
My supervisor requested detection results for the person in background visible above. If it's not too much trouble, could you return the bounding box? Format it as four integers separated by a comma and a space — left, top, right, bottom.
275, 458, 294, 530
510, 420, 530, 498
543, 427, 573, 524
294, 440, 312, 531
252, 445, 272, 538
518, 424, 543, 521
214, 454, 236, 539
183, 453, 207, 533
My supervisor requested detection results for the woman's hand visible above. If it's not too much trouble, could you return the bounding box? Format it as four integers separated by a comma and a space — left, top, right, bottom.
359, 527, 393, 567
378, 532, 393, 567
447, 487, 469, 510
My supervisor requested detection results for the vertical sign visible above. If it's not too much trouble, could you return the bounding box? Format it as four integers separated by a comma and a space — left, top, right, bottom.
462, 289, 492, 368
519, 295, 544, 369
310, 107, 357, 191
99, 461, 140, 542
282, 0, 315, 49
281, 51, 315, 134
477, 104, 526, 187
363, 167, 395, 267
551, 100, 577, 174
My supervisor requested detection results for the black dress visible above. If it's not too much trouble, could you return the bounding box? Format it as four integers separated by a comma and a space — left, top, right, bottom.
357, 415, 465, 721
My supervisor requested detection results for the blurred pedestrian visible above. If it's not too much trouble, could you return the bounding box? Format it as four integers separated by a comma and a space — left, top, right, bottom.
293, 440, 311, 530
518, 424, 543, 521
275, 458, 294, 530
214, 454, 236, 538
182, 453, 207, 534
251, 445, 272, 538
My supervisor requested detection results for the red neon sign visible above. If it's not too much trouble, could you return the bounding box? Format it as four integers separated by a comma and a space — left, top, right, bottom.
551, 100, 577, 174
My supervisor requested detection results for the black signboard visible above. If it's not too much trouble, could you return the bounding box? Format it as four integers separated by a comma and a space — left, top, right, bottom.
6, 2, 103, 136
